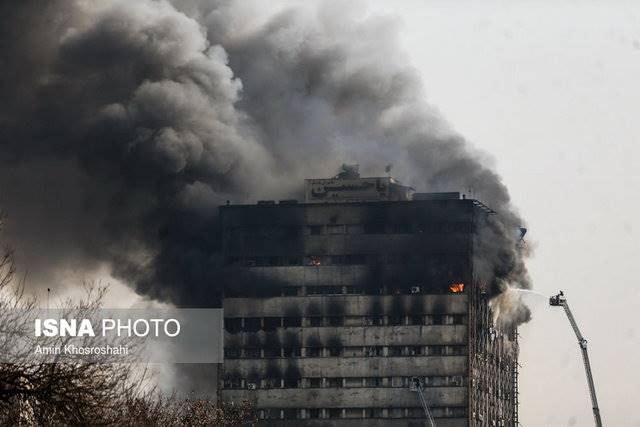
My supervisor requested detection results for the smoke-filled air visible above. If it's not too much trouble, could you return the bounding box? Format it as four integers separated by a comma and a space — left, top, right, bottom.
0, 0, 531, 320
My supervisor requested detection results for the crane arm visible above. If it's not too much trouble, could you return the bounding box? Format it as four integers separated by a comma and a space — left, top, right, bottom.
561, 301, 586, 344
550, 291, 603, 427
411, 377, 436, 427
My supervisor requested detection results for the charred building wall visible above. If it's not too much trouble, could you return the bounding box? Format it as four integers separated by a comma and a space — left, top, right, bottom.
218, 195, 518, 426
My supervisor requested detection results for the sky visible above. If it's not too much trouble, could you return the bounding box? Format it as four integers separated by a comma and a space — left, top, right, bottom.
368, 1, 640, 425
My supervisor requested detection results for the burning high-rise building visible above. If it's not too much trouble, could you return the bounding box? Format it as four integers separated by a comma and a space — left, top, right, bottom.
218, 168, 519, 426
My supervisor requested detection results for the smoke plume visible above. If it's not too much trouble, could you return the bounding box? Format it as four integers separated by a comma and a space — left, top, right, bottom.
0, 0, 530, 311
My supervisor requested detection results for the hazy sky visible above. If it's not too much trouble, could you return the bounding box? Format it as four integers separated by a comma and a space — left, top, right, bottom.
369, 1, 640, 425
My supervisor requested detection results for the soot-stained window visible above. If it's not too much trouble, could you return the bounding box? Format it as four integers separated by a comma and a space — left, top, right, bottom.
244, 317, 261, 332
263, 317, 281, 331
327, 224, 345, 234
283, 317, 302, 328
308, 225, 323, 235
283, 347, 301, 357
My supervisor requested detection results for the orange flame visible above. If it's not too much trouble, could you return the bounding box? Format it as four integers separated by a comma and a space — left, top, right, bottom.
449, 283, 465, 293
309, 256, 322, 267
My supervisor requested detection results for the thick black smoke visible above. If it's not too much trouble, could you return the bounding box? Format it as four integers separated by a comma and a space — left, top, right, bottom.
0, 0, 530, 309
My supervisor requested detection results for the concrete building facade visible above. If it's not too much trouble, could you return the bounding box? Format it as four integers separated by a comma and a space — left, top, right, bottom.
218, 173, 519, 426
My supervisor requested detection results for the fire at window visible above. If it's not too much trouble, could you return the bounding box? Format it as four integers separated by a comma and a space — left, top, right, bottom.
308, 256, 322, 266
449, 283, 465, 293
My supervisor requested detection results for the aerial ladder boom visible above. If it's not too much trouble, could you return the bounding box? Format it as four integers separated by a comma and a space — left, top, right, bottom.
549, 291, 602, 427
410, 377, 436, 427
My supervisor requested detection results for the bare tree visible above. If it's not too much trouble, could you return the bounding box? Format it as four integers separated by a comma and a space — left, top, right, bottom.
111, 396, 257, 426
0, 217, 255, 426
0, 249, 144, 424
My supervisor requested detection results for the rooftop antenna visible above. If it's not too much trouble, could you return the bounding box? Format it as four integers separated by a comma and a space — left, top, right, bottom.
47, 288, 50, 310
337, 164, 360, 179
467, 187, 474, 198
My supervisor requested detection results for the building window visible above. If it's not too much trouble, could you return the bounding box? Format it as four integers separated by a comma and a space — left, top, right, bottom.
327, 347, 343, 357
244, 317, 261, 332
447, 345, 467, 356
224, 318, 242, 334
306, 347, 321, 357
363, 222, 385, 234
307, 378, 322, 388
308, 225, 323, 235
364, 346, 383, 357
344, 377, 363, 388
431, 408, 446, 418
346, 254, 367, 264
346, 224, 364, 234
425, 376, 444, 387
283, 409, 298, 419
326, 378, 343, 388
407, 407, 424, 417
365, 316, 384, 326
344, 316, 362, 326
410, 315, 425, 325
263, 378, 281, 389
306, 287, 322, 295
289, 256, 304, 266
223, 348, 240, 359
263, 317, 281, 331
364, 377, 381, 387
283, 347, 301, 357
327, 316, 343, 326
343, 347, 364, 357
327, 225, 345, 234
283, 317, 302, 328
389, 315, 405, 326
330, 255, 346, 265
448, 407, 467, 417
398, 222, 413, 234
307, 317, 323, 327
308, 409, 321, 419
429, 346, 444, 356
389, 346, 404, 357
449, 376, 464, 386
408, 346, 424, 356
345, 408, 362, 418
263, 347, 280, 358
327, 408, 342, 418
306, 256, 323, 266
283, 378, 300, 388
245, 348, 261, 358
228, 315, 369, 331
365, 408, 384, 418
453, 314, 467, 324
386, 254, 401, 264
229, 376, 470, 395
389, 408, 404, 418
261, 409, 279, 419
282, 286, 299, 296
223, 377, 241, 389
311, 285, 342, 295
